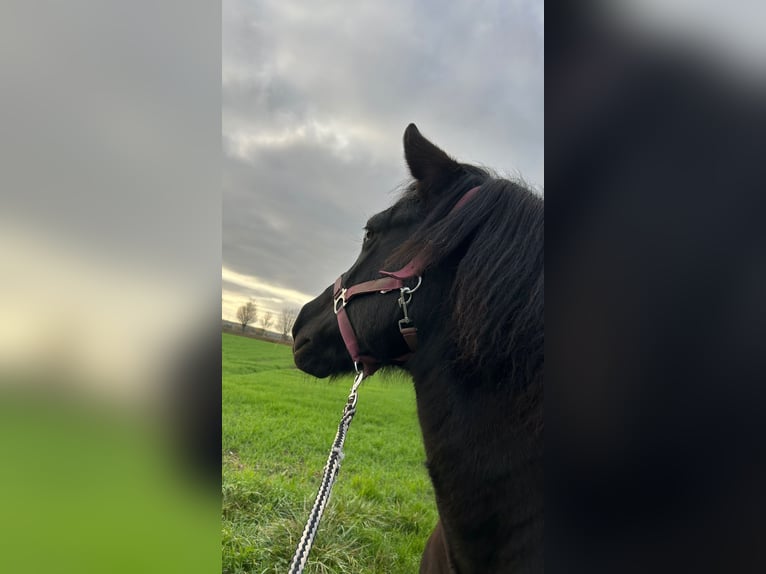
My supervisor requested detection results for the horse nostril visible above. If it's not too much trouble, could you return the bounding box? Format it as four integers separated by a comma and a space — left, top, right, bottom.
294, 335, 311, 353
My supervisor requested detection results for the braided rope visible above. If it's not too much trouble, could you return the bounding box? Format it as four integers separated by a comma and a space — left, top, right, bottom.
288, 369, 366, 574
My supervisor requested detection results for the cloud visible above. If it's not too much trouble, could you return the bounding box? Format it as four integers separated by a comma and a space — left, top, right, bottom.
223, 0, 544, 310
221, 265, 314, 322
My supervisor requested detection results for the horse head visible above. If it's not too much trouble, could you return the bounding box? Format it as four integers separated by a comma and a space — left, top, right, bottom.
292, 123, 487, 378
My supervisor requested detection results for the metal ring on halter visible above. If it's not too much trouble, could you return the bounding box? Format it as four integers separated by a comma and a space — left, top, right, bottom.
401, 275, 422, 294
399, 275, 422, 305
333, 288, 347, 314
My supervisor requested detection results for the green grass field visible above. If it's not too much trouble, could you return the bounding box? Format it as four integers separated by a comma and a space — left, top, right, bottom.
222, 333, 438, 573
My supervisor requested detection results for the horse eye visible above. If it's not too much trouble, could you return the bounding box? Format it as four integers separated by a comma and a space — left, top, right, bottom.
364, 229, 373, 242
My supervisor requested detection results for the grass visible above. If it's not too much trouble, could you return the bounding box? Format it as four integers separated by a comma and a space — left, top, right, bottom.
0, 394, 220, 574
222, 333, 437, 573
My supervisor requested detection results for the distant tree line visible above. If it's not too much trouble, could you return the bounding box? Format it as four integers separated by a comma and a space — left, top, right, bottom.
235, 300, 299, 341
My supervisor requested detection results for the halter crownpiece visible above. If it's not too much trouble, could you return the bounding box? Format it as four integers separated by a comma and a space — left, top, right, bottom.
333, 185, 481, 375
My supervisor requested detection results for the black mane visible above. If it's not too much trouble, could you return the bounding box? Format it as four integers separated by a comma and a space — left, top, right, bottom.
391, 168, 544, 387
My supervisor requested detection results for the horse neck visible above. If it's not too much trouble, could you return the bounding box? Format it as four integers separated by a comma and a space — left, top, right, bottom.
408, 344, 543, 573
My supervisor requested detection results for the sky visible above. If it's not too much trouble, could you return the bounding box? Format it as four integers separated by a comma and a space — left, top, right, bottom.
222, 0, 544, 324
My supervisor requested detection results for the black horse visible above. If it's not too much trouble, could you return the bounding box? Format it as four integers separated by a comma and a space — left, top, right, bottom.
292, 124, 543, 573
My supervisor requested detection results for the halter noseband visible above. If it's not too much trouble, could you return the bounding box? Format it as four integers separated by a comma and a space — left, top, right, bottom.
332, 185, 481, 376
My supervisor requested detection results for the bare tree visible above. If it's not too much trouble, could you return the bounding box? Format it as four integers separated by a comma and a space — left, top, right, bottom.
260, 311, 274, 335
236, 300, 257, 332
280, 307, 299, 341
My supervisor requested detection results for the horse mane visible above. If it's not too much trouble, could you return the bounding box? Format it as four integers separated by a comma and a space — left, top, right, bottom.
391, 167, 544, 388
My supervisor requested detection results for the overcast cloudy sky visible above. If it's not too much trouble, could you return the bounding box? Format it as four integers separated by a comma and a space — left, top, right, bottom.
222, 0, 544, 323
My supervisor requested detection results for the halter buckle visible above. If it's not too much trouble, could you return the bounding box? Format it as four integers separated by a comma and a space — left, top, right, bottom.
333, 288, 347, 314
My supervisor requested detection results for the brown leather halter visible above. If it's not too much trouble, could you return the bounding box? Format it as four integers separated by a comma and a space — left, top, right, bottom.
332, 185, 481, 376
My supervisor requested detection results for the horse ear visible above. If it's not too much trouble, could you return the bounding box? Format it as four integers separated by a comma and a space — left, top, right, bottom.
403, 124, 460, 191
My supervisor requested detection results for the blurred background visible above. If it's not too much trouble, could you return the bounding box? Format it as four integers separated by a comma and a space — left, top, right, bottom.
549, 1, 766, 571
0, 1, 221, 572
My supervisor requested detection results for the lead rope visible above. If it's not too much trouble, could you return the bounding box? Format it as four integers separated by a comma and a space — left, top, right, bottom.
287, 366, 367, 574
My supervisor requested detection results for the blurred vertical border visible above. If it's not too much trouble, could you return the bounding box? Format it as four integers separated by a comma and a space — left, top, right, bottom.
0, 1, 221, 573
548, 1, 766, 572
